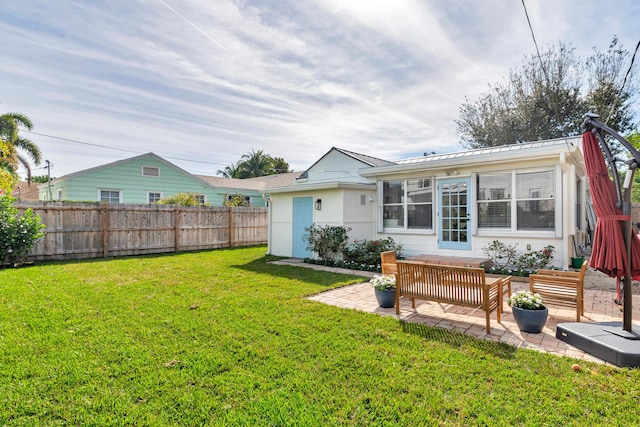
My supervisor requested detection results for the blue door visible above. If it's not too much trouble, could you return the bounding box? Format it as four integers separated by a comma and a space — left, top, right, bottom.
438, 178, 471, 250
292, 197, 313, 258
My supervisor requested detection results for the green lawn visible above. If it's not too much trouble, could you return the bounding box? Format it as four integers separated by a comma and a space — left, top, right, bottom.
1, 246, 640, 426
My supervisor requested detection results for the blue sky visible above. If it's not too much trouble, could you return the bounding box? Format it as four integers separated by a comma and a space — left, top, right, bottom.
1, 0, 638, 178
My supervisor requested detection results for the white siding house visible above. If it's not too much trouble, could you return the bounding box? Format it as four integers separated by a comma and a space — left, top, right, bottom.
264, 138, 587, 269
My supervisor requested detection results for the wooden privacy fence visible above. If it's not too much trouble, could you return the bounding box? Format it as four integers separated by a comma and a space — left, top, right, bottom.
14, 201, 268, 261
633, 203, 640, 229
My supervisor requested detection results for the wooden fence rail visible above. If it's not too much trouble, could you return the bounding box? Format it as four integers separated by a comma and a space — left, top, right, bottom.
14, 201, 268, 261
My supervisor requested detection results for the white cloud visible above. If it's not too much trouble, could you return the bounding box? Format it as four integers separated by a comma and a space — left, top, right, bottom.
0, 0, 638, 178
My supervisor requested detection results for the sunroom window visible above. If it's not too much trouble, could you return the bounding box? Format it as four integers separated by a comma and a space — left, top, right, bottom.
477, 170, 555, 231
477, 173, 511, 228
516, 170, 554, 230
383, 178, 433, 230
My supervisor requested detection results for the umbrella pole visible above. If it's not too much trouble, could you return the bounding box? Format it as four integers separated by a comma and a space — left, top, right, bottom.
623, 197, 633, 331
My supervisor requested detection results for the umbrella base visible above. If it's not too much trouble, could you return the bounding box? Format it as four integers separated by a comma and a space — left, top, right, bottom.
557, 322, 640, 368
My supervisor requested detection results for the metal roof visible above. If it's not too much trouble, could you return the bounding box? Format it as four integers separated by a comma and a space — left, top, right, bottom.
395, 137, 580, 166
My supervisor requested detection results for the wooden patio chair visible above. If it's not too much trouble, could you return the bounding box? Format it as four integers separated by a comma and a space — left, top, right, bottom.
380, 251, 397, 275
529, 260, 588, 322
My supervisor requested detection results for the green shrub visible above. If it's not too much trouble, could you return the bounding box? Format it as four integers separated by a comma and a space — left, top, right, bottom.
344, 237, 402, 267
514, 245, 555, 271
482, 240, 516, 270
483, 240, 556, 276
303, 224, 351, 262
0, 196, 46, 266
304, 235, 402, 272
156, 192, 209, 206
224, 193, 250, 207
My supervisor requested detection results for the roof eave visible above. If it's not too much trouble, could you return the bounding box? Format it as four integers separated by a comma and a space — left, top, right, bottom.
264, 182, 376, 194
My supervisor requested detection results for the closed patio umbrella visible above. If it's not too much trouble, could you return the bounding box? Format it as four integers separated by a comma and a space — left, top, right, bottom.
583, 130, 640, 280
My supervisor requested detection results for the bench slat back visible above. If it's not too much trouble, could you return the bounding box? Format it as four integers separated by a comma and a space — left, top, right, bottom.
396, 261, 488, 306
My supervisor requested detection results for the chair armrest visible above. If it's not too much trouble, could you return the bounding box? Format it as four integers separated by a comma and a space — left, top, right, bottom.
484, 277, 502, 290
533, 269, 580, 278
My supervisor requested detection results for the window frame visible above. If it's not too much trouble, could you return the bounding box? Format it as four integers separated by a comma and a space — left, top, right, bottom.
476, 168, 557, 235
147, 191, 163, 203
476, 172, 512, 229
382, 177, 434, 232
98, 189, 122, 203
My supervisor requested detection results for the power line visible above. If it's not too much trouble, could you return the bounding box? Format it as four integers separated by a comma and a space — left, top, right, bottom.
25, 130, 141, 155
621, 40, 640, 94
23, 130, 228, 166
603, 39, 639, 125
521, 0, 549, 83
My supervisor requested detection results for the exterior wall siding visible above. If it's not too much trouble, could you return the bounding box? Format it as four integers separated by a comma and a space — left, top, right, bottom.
302, 150, 375, 184
266, 140, 585, 268
40, 155, 265, 206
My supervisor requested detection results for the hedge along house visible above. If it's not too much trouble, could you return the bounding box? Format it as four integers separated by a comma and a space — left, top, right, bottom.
264, 137, 588, 269
38, 152, 271, 206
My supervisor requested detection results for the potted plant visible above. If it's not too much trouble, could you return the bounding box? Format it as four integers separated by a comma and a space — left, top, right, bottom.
370, 274, 396, 308
508, 291, 548, 333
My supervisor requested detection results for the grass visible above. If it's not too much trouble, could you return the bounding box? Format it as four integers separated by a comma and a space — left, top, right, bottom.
1, 246, 640, 426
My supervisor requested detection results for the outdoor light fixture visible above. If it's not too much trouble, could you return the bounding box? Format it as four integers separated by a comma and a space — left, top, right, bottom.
315, 198, 322, 210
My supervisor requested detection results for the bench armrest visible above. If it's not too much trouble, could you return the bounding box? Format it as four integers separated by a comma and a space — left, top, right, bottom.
533, 269, 580, 278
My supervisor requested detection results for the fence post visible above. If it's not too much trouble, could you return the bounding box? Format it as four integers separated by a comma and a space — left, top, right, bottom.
228, 206, 234, 247
174, 206, 180, 252
102, 202, 109, 258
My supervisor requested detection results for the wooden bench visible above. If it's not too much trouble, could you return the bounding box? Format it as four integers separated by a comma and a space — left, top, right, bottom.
529, 260, 588, 322
395, 260, 505, 333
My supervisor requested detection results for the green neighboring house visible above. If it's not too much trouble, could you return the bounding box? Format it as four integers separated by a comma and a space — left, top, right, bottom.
37, 153, 293, 206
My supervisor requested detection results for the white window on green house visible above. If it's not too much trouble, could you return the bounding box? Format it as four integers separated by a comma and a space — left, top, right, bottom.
57, 189, 63, 201
195, 194, 206, 205
99, 190, 122, 203
382, 178, 433, 229
147, 192, 162, 203
477, 170, 555, 231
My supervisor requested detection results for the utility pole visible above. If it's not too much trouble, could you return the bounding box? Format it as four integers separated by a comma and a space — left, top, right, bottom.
45, 160, 52, 201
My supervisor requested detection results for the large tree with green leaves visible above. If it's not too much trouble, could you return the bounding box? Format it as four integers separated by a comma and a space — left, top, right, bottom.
0, 113, 42, 191
456, 38, 637, 149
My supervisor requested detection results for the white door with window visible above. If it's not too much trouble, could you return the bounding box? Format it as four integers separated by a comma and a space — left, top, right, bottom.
438, 178, 471, 250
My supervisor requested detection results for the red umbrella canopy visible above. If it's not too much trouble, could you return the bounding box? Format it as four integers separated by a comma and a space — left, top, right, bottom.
583, 131, 640, 278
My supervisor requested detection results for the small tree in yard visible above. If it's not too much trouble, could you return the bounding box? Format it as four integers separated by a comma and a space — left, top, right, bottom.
224, 193, 250, 207
0, 196, 45, 266
303, 224, 351, 262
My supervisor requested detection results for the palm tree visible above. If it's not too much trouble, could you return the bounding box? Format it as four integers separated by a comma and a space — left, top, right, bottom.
216, 161, 242, 178
0, 112, 42, 184
237, 149, 274, 178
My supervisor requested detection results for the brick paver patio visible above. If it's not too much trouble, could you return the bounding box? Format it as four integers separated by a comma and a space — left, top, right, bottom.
274, 259, 640, 365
